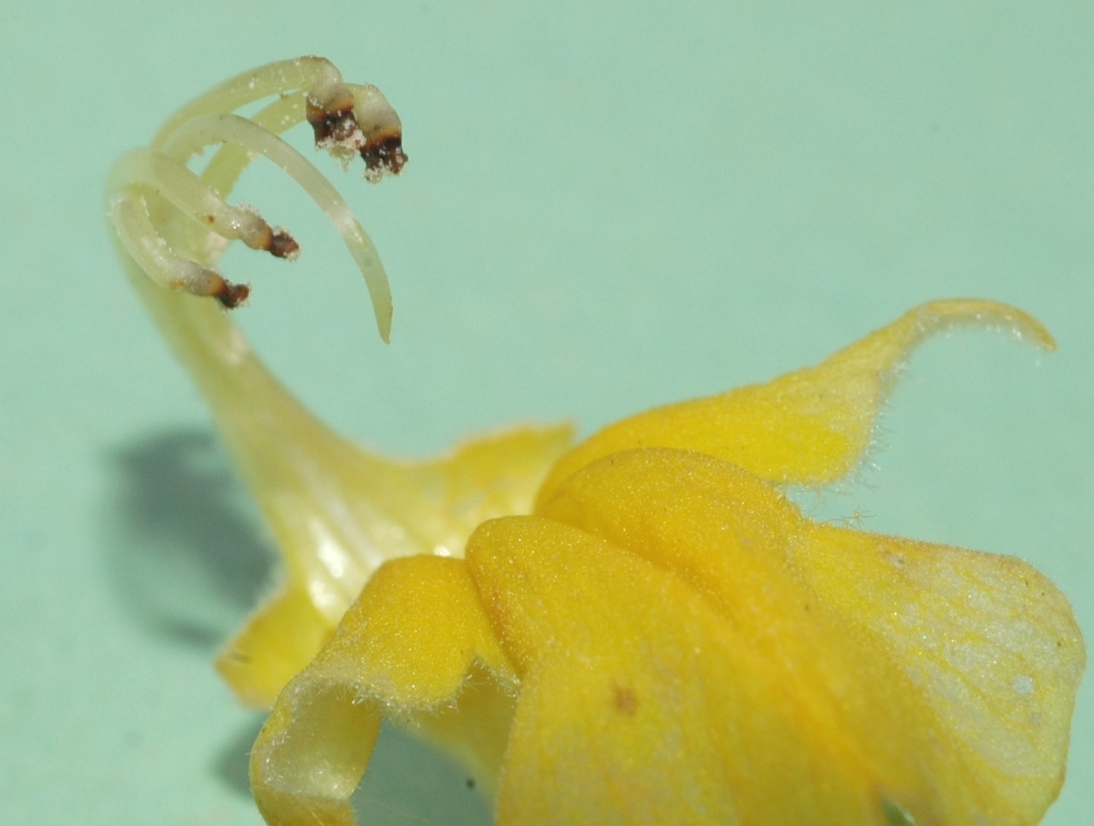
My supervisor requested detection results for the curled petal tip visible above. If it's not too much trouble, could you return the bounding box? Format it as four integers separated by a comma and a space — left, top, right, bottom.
914, 299, 1056, 352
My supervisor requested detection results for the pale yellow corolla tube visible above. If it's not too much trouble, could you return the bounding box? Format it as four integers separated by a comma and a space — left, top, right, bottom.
110, 59, 1084, 826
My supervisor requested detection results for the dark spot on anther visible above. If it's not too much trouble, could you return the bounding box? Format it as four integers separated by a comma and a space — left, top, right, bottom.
215, 280, 251, 309
307, 103, 359, 145
268, 229, 299, 259
307, 96, 407, 179
465, 778, 476, 790
226, 651, 253, 664
203, 214, 215, 224
362, 131, 407, 177
612, 683, 638, 717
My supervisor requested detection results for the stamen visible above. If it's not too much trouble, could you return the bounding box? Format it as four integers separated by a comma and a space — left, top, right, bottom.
153, 57, 345, 150
108, 194, 245, 304
202, 93, 307, 197
350, 84, 407, 180
108, 57, 405, 342
163, 112, 394, 339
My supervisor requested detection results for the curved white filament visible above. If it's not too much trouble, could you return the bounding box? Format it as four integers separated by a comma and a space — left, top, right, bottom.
162, 112, 393, 340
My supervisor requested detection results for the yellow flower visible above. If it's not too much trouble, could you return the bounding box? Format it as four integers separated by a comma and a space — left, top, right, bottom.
109, 58, 1084, 826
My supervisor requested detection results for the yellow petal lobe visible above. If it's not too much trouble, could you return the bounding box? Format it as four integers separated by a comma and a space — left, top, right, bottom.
795, 522, 1085, 825
538, 447, 1083, 825
215, 584, 334, 708
467, 515, 907, 825
536, 299, 1054, 505
251, 554, 517, 825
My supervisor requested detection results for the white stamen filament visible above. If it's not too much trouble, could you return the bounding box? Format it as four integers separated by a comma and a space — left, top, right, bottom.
163, 113, 392, 338
108, 56, 402, 341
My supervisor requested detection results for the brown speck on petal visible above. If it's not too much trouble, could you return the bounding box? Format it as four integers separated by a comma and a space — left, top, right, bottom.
612, 682, 639, 717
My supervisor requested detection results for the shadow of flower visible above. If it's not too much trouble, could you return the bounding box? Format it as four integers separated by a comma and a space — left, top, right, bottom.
102, 427, 274, 649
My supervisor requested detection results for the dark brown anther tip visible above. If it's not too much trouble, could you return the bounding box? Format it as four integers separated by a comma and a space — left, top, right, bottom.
361, 132, 407, 177
307, 104, 358, 146
268, 229, 300, 259
215, 280, 251, 309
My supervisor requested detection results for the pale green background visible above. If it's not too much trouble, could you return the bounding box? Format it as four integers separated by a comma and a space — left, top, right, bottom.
1, 1, 1091, 824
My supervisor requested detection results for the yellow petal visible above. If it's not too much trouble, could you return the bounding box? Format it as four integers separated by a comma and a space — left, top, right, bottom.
536, 299, 1054, 505
251, 554, 517, 825
309, 554, 514, 706
249, 683, 380, 826
215, 584, 334, 708
467, 515, 920, 826
796, 522, 1085, 826
538, 447, 1084, 825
